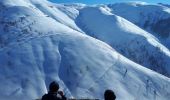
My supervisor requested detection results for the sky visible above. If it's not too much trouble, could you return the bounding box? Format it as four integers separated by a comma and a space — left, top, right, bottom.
48, 0, 170, 4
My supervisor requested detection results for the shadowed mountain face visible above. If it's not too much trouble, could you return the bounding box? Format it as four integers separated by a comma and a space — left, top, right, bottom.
0, 0, 170, 100
152, 18, 170, 37
158, 3, 170, 8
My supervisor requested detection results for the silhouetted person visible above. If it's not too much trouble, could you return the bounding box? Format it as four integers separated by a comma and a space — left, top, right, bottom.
104, 89, 116, 100
42, 81, 67, 100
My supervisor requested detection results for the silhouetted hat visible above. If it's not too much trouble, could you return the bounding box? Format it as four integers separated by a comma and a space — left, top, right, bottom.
104, 89, 116, 100
49, 81, 59, 92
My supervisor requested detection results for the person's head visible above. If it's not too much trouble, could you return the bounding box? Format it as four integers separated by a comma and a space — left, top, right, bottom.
104, 89, 116, 100
49, 81, 59, 92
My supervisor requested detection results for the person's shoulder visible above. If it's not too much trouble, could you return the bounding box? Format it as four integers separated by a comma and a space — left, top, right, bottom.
42, 94, 49, 100
42, 93, 61, 100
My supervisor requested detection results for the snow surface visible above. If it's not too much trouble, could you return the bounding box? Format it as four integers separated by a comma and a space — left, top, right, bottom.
0, 0, 170, 100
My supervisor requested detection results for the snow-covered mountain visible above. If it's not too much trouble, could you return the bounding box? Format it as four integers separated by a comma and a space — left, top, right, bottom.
0, 0, 170, 100
74, 6, 170, 77
107, 2, 170, 49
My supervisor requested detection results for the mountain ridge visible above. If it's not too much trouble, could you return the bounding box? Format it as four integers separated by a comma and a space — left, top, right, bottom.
0, 0, 170, 100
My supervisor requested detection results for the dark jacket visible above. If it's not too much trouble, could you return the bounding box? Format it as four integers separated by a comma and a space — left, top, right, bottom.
42, 92, 67, 100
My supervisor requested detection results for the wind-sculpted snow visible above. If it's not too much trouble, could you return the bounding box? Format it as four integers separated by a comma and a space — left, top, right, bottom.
0, 0, 170, 100
1, 30, 170, 100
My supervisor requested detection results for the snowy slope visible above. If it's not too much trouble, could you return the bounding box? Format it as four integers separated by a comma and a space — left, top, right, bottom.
0, 0, 170, 100
107, 2, 170, 49
74, 6, 170, 77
